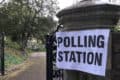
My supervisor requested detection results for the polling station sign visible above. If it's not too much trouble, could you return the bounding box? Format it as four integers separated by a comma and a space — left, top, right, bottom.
56, 29, 110, 76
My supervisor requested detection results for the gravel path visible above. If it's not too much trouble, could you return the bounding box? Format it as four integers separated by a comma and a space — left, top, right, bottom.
8, 52, 46, 80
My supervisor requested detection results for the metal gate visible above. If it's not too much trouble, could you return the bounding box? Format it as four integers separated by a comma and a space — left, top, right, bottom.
46, 25, 64, 80
0, 32, 5, 75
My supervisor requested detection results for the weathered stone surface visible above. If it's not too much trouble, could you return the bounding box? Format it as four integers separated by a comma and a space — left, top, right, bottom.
57, 2, 120, 30
56, 1, 120, 80
111, 70, 120, 80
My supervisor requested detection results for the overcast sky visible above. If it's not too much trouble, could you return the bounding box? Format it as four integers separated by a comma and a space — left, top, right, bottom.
54, 0, 76, 20
58, 0, 76, 10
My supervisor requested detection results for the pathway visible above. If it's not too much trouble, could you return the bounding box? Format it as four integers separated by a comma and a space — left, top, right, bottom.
8, 52, 46, 80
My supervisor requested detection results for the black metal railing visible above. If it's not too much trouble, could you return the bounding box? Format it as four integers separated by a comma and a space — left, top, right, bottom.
46, 25, 64, 80
0, 32, 5, 75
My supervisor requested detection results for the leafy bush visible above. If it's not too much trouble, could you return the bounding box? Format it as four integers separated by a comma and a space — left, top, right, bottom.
4, 48, 26, 68
5, 37, 21, 50
29, 44, 46, 52
5, 53, 26, 68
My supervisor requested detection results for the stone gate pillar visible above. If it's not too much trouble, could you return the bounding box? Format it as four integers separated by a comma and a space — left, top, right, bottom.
56, 0, 120, 80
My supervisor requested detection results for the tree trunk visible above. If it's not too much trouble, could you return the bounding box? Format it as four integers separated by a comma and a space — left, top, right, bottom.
21, 32, 30, 56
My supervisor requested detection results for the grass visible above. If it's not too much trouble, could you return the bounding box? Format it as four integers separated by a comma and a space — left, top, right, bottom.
4, 48, 26, 69
4, 37, 45, 70
4, 37, 28, 69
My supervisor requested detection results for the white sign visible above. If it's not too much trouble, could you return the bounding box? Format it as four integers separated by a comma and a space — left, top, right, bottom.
56, 29, 110, 76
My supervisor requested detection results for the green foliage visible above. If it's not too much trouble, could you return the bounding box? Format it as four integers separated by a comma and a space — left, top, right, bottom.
37, 44, 46, 52
3, 0, 59, 36
5, 37, 21, 50
28, 44, 46, 52
114, 25, 120, 32
4, 37, 27, 68
0, 0, 59, 53
5, 52, 26, 68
